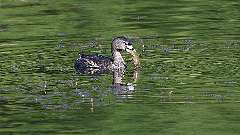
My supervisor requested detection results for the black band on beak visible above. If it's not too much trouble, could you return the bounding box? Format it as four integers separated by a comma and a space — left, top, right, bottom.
128, 47, 134, 50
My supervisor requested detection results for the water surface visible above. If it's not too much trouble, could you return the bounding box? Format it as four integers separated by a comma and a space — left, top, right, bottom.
1, 0, 240, 135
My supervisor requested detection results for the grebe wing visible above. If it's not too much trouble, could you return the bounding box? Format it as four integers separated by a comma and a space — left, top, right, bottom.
76, 54, 112, 68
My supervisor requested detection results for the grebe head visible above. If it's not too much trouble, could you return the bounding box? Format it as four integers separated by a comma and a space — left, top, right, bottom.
112, 36, 134, 53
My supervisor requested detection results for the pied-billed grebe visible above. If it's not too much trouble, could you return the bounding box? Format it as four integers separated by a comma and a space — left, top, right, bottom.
75, 36, 139, 74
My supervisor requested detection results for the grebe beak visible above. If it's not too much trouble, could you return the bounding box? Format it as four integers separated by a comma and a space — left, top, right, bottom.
125, 43, 134, 53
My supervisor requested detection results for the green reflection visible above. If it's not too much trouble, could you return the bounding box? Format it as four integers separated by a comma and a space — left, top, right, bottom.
0, 0, 240, 135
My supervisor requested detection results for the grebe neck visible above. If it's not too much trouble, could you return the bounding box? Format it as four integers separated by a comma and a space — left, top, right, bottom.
112, 51, 125, 68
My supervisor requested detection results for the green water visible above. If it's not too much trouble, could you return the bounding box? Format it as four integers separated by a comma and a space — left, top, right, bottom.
1, 0, 240, 135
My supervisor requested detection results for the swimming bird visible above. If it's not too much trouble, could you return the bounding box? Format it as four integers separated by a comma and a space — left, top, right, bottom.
75, 36, 139, 74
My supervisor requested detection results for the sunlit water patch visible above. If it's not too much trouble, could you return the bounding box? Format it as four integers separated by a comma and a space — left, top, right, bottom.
1, 0, 240, 135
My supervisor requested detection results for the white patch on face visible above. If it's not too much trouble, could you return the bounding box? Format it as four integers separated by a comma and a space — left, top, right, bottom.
126, 45, 133, 52
126, 46, 134, 53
